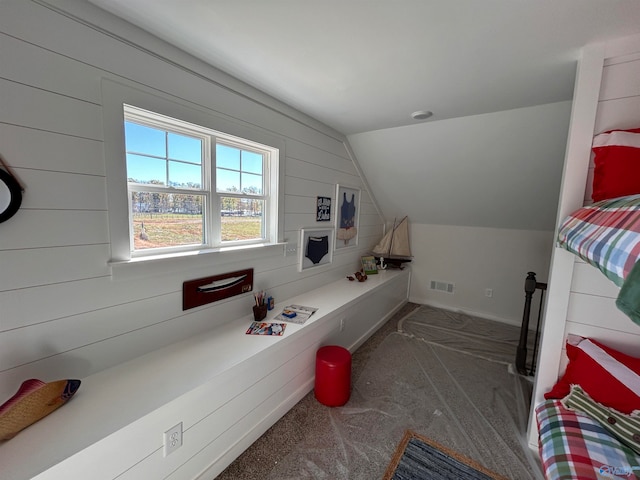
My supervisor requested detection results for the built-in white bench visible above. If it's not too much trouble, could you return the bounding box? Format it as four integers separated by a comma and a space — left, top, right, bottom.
0, 269, 410, 480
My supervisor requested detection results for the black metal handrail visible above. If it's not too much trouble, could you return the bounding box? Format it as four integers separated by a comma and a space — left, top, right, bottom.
516, 271, 547, 376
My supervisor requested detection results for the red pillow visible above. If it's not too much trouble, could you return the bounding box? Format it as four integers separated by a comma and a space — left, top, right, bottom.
592, 127, 640, 202
545, 335, 640, 414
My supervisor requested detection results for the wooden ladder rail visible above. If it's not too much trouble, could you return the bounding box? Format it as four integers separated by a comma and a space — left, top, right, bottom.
516, 271, 547, 376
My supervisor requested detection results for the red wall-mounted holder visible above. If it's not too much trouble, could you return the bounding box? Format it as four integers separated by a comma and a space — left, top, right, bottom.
182, 268, 253, 311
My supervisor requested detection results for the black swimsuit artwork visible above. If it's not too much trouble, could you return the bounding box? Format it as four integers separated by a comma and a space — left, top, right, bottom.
306, 235, 329, 264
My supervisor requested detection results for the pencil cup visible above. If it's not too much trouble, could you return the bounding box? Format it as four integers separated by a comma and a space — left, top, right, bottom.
253, 304, 267, 321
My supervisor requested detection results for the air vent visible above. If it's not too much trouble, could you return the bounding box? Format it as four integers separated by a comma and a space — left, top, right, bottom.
429, 280, 454, 294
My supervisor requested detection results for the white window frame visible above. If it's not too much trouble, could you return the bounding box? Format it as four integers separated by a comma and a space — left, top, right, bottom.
212, 137, 272, 246
124, 105, 275, 257
102, 78, 283, 268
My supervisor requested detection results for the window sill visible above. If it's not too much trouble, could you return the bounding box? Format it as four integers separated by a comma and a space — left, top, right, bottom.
108, 242, 286, 280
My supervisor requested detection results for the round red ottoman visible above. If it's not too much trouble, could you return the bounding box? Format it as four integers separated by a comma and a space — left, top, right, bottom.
315, 345, 351, 406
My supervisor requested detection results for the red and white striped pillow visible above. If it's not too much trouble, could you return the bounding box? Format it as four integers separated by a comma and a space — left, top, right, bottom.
545, 335, 640, 414
592, 128, 640, 202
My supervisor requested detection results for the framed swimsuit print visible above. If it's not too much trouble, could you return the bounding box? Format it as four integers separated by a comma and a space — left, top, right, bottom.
335, 185, 360, 250
299, 227, 334, 271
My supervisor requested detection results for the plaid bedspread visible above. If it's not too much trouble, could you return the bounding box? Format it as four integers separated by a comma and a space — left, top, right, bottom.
536, 399, 640, 479
558, 194, 640, 287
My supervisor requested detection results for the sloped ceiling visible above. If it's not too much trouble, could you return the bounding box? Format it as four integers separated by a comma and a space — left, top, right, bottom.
349, 101, 572, 230
84, 0, 640, 230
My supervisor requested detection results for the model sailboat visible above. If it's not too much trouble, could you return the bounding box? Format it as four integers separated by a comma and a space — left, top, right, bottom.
372, 216, 412, 269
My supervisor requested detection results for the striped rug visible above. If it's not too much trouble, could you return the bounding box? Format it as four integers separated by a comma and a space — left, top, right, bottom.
382, 430, 508, 480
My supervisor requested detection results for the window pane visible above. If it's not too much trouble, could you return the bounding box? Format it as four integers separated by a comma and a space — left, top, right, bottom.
125, 121, 166, 157
130, 191, 204, 250
168, 132, 202, 163
216, 168, 240, 192
169, 161, 202, 188
220, 197, 263, 242
242, 150, 263, 174
241, 172, 262, 194
122, 106, 276, 255
217, 144, 240, 170
126, 153, 166, 185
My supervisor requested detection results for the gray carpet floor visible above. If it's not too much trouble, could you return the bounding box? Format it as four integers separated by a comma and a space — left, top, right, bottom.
215, 303, 543, 480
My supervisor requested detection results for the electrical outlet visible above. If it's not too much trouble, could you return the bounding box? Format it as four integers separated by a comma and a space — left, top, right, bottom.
284, 243, 298, 257
163, 422, 183, 457
485, 288, 493, 298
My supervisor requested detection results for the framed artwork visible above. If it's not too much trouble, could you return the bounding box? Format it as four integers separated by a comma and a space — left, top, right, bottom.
361, 255, 378, 275
335, 185, 360, 249
316, 196, 331, 222
299, 227, 334, 271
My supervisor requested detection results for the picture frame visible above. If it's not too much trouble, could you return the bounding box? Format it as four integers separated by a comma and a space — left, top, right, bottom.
361, 255, 378, 275
334, 184, 360, 250
299, 227, 334, 271
316, 196, 331, 222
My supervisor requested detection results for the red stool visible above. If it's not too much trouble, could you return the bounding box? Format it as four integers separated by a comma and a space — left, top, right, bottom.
315, 345, 351, 406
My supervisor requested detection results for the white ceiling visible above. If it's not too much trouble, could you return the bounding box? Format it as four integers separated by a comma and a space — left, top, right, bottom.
85, 0, 640, 231
86, 0, 640, 135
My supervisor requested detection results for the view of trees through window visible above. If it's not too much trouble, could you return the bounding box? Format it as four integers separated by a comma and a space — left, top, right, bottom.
124, 113, 266, 251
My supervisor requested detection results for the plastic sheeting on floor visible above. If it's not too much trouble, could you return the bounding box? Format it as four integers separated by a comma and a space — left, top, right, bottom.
399, 305, 539, 368
223, 305, 544, 480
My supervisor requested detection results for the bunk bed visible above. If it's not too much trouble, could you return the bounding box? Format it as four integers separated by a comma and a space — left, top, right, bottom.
533, 187, 640, 478
535, 196, 640, 478
533, 61, 640, 479
529, 46, 640, 478
558, 192, 640, 325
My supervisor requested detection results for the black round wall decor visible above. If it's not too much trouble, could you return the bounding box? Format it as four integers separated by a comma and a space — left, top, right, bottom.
0, 169, 22, 223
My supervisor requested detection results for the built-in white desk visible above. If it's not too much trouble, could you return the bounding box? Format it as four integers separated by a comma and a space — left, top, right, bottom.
0, 269, 410, 480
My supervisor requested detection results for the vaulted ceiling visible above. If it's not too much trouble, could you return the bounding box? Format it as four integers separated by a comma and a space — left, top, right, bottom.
87, 0, 640, 230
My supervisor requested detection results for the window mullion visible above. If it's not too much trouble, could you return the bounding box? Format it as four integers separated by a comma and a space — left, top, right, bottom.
164, 131, 169, 186
207, 135, 219, 246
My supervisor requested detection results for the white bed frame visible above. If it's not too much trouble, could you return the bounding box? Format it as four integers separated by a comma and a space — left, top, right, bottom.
528, 32, 640, 449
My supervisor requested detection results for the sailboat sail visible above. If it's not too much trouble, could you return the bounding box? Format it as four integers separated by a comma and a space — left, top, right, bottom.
372, 216, 412, 259
372, 229, 393, 256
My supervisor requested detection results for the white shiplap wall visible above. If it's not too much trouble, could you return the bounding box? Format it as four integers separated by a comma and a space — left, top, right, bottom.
528, 33, 640, 448
0, 0, 382, 406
